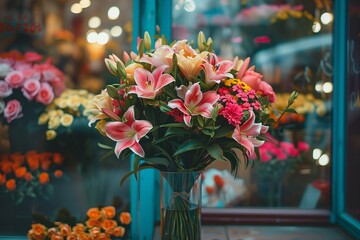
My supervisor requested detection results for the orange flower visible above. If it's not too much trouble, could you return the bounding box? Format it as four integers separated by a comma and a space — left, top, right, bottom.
206, 186, 214, 194
40, 159, 51, 171
110, 226, 125, 237
101, 219, 117, 231
38, 172, 49, 185
66, 233, 77, 240
25, 172, 33, 181
27, 155, 40, 171
27, 230, 45, 240
50, 233, 63, 240
5, 179, 16, 191
119, 212, 132, 225
87, 207, 102, 220
59, 224, 71, 236
47, 227, 57, 239
31, 223, 46, 235
98, 232, 111, 240
0, 173, 5, 185
15, 166, 27, 178
53, 153, 64, 165
101, 206, 116, 219
77, 232, 91, 240
54, 170, 63, 178
72, 223, 85, 234
214, 174, 224, 188
1, 161, 12, 174
89, 227, 101, 239
86, 218, 101, 228
10, 152, 25, 163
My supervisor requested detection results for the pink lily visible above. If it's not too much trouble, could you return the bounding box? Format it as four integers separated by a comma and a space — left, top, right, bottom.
128, 65, 175, 99
105, 106, 153, 158
201, 54, 234, 85
232, 110, 265, 155
168, 83, 219, 127
140, 45, 174, 68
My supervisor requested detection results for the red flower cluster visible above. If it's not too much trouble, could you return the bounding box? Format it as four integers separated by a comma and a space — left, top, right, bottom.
0, 151, 64, 203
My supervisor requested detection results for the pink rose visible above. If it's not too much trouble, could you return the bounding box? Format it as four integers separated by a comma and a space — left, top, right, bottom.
21, 68, 41, 81
4, 99, 22, 123
0, 80, 13, 98
24, 52, 42, 62
22, 79, 41, 100
13, 61, 31, 71
297, 141, 310, 152
36, 82, 54, 105
5, 71, 25, 88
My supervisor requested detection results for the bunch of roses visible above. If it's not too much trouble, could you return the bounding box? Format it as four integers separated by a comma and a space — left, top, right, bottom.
0, 50, 65, 123
251, 141, 310, 181
37, 89, 95, 140
0, 151, 64, 204
27, 206, 131, 240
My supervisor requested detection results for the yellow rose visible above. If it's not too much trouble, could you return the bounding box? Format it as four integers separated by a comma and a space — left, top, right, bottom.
48, 116, 61, 129
67, 95, 81, 110
38, 113, 49, 125
60, 114, 74, 127
46, 130, 57, 140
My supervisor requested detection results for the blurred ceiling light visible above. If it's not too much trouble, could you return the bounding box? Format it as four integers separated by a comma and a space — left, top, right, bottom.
80, 0, 91, 8
312, 21, 321, 33
88, 16, 101, 28
97, 31, 109, 45
108, 6, 120, 20
323, 82, 333, 93
315, 82, 323, 92
318, 154, 329, 166
86, 30, 98, 43
313, 148, 322, 160
70, 3, 82, 14
184, 0, 196, 12
111, 26, 123, 37
321, 12, 333, 25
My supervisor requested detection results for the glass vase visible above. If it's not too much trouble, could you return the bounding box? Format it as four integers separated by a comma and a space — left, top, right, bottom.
160, 171, 202, 240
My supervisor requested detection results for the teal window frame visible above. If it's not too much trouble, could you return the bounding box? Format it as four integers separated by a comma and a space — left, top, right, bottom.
332, 0, 360, 239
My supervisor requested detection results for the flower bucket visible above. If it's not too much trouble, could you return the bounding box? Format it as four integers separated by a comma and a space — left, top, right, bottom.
160, 171, 202, 240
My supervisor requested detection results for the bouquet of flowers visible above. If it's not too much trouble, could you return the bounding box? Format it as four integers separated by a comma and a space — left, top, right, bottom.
88, 31, 297, 174
27, 206, 131, 240
0, 50, 65, 123
0, 151, 64, 204
88, 30, 296, 239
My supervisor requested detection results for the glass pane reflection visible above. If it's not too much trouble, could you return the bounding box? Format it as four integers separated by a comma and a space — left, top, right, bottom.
173, 0, 332, 209
0, 0, 133, 235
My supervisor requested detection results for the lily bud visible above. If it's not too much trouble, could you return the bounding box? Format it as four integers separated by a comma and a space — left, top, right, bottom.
144, 31, 151, 51
197, 31, 206, 52
207, 37, 213, 52
288, 91, 299, 105
156, 25, 161, 34
104, 59, 118, 76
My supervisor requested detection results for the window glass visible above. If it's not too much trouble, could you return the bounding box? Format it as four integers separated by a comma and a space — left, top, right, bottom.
0, 0, 133, 235
173, 0, 332, 209
345, 0, 360, 222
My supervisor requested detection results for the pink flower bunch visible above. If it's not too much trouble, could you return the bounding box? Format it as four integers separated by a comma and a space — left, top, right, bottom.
256, 141, 309, 163
88, 31, 296, 174
0, 50, 65, 123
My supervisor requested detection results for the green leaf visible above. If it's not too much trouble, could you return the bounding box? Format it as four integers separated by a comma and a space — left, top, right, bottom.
141, 157, 170, 169
285, 108, 298, 114
160, 122, 187, 128
120, 165, 154, 186
98, 143, 114, 150
202, 128, 215, 137
173, 139, 204, 156
223, 149, 240, 174
214, 125, 233, 138
206, 144, 226, 161
106, 85, 119, 100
